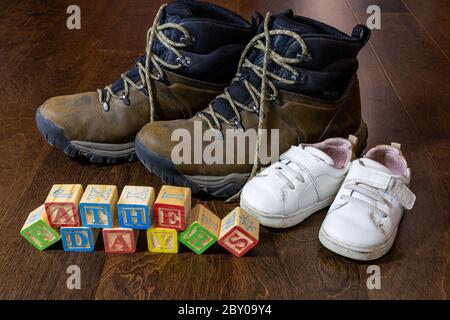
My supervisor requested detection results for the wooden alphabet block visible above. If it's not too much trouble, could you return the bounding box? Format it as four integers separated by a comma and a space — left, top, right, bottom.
147, 227, 178, 253
79, 184, 118, 228
154, 185, 191, 230
179, 204, 220, 254
103, 228, 138, 254
44, 184, 84, 228
60, 227, 99, 252
21, 205, 61, 251
117, 186, 155, 229
218, 207, 259, 257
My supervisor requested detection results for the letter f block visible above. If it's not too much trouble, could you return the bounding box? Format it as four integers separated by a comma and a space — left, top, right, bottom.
44, 184, 84, 228
218, 207, 259, 257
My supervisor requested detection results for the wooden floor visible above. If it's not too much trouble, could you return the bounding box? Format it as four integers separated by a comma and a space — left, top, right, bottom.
0, 0, 448, 300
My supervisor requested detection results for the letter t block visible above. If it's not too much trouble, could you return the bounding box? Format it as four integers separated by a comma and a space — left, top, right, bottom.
179, 204, 220, 254
79, 185, 118, 228
154, 185, 191, 230
44, 184, 84, 227
218, 207, 259, 257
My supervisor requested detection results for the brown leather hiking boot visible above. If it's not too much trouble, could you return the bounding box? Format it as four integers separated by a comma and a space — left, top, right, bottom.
135, 10, 370, 197
36, 0, 254, 164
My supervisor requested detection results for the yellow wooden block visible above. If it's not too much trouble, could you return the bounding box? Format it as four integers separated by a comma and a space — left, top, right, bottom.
117, 186, 155, 229
44, 184, 84, 227
21, 205, 61, 251
79, 185, 118, 228
218, 207, 259, 257
147, 227, 178, 253
154, 185, 191, 230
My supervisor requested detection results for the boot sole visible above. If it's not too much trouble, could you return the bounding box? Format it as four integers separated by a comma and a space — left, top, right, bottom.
135, 121, 368, 198
36, 110, 137, 164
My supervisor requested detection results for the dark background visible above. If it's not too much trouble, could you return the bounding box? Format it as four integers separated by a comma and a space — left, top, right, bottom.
0, 0, 448, 299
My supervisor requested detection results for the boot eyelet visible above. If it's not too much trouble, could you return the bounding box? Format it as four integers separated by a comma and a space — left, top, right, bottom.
177, 56, 192, 67
234, 119, 245, 133
180, 35, 196, 45
296, 52, 312, 62
102, 101, 110, 112
291, 74, 298, 82
121, 94, 131, 106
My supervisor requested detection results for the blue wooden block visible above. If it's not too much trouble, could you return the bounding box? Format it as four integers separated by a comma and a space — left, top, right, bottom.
61, 227, 99, 252
117, 186, 155, 230
79, 185, 118, 228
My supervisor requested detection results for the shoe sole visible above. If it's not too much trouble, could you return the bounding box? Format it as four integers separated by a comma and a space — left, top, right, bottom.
318, 226, 397, 261
240, 196, 335, 228
135, 121, 368, 198
36, 110, 137, 164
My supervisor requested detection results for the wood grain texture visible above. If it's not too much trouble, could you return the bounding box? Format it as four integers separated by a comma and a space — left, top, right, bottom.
0, 0, 448, 300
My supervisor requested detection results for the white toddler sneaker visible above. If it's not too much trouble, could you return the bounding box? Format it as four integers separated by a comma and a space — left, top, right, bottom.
319, 143, 416, 261
240, 137, 356, 228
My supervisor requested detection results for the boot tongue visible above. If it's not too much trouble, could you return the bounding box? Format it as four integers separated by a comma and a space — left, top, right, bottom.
165, 1, 194, 22
359, 158, 393, 175
269, 9, 318, 34
304, 146, 334, 166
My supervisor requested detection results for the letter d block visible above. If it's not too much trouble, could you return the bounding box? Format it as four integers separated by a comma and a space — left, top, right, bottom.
147, 227, 178, 253
61, 227, 99, 252
154, 185, 191, 230
117, 186, 155, 229
21, 205, 61, 251
103, 228, 138, 254
218, 207, 259, 257
179, 204, 220, 254
44, 184, 84, 227
79, 185, 118, 228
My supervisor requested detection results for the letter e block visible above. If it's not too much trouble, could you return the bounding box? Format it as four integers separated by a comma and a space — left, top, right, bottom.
21, 205, 61, 251
79, 185, 118, 228
103, 228, 138, 254
154, 185, 191, 230
147, 227, 178, 253
179, 204, 220, 254
61, 227, 99, 252
117, 186, 155, 229
44, 184, 84, 227
218, 207, 259, 257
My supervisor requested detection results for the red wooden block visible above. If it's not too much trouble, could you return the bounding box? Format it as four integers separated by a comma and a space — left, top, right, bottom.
102, 228, 138, 254
44, 184, 84, 227
153, 186, 191, 230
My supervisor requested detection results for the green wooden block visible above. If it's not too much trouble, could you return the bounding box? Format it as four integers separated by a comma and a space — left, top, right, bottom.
21, 205, 61, 251
179, 222, 217, 254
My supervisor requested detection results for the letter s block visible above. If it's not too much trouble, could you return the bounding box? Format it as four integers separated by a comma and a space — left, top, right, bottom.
79, 185, 118, 228
147, 227, 178, 253
117, 186, 155, 229
179, 204, 220, 254
44, 184, 84, 227
21, 205, 61, 251
218, 207, 259, 257
154, 185, 191, 230
61, 227, 99, 252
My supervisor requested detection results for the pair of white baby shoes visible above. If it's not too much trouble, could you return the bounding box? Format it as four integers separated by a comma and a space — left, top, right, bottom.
240, 136, 416, 261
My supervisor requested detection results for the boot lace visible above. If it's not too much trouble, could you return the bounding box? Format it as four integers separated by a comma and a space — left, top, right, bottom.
197, 13, 309, 201
97, 4, 193, 122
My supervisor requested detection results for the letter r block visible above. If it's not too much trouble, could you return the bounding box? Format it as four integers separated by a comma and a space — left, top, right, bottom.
79, 185, 118, 228
117, 186, 155, 229
147, 227, 178, 253
218, 207, 259, 257
61, 227, 99, 252
179, 204, 220, 254
44, 184, 84, 227
154, 185, 191, 230
21, 205, 61, 251
103, 228, 138, 254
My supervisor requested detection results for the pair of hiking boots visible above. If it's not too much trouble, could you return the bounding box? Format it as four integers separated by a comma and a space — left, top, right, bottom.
36, 0, 370, 199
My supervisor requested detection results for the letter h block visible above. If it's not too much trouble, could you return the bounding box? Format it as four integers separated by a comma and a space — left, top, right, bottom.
179, 204, 220, 254
154, 185, 191, 230
60, 227, 99, 252
117, 186, 155, 229
44, 184, 84, 227
218, 207, 259, 257
21, 205, 61, 251
79, 185, 118, 228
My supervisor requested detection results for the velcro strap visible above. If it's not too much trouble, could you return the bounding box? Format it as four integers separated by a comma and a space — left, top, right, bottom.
346, 163, 416, 210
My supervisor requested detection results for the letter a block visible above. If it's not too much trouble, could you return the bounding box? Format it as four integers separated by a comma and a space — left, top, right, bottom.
61, 227, 99, 252
179, 204, 220, 254
44, 184, 84, 227
147, 227, 178, 253
103, 228, 138, 254
117, 186, 155, 229
79, 185, 118, 228
218, 207, 259, 257
21, 205, 61, 251
154, 185, 191, 230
